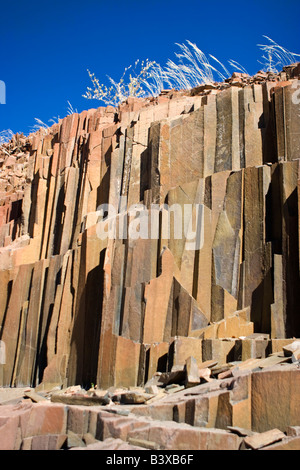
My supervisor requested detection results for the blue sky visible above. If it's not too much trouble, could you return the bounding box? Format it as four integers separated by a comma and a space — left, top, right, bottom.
0, 0, 299, 135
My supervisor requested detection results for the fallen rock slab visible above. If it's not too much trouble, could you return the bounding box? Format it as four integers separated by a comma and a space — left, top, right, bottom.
291, 349, 300, 363
244, 428, 286, 449
120, 391, 154, 404
70, 437, 148, 450
282, 341, 300, 356
227, 426, 256, 437
0, 388, 33, 405
67, 430, 86, 448
286, 426, 300, 437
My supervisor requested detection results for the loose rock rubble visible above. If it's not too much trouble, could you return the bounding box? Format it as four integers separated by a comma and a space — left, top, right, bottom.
0, 340, 299, 450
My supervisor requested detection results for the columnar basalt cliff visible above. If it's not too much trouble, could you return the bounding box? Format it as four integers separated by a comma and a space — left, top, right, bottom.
0, 64, 300, 405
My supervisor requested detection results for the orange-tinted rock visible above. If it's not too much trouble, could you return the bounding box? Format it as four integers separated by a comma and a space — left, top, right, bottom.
244, 428, 286, 450
0, 70, 300, 420
251, 368, 300, 432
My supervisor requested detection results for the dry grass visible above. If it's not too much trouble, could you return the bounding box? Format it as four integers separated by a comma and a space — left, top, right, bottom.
83, 36, 300, 107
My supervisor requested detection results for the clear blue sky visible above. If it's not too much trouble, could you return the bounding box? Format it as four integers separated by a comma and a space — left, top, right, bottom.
0, 0, 299, 135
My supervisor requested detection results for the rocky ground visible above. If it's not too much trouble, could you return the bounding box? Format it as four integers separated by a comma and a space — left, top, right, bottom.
0, 339, 299, 450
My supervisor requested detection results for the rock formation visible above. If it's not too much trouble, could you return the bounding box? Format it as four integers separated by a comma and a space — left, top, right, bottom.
0, 64, 300, 450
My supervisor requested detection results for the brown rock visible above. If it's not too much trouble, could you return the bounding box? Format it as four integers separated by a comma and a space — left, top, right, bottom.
165, 384, 185, 394
70, 437, 146, 450
261, 436, 300, 450
286, 426, 300, 437
291, 349, 300, 363
244, 428, 286, 450
283, 340, 300, 356
4, 155, 16, 168
251, 369, 300, 432
198, 367, 212, 382
67, 430, 86, 448
83, 432, 99, 445
51, 393, 110, 406
172, 336, 203, 367
218, 368, 235, 380
0, 74, 300, 450
120, 391, 153, 404
185, 356, 200, 388
23, 402, 67, 438
31, 433, 67, 450
227, 426, 256, 437
128, 437, 159, 449
0, 414, 20, 450
127, 419, 241, 450
144, 384, 160, 394
158, 366, 186, 386
23, 390, 48, 403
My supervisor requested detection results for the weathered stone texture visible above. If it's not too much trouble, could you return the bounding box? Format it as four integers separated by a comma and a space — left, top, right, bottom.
0, 69, 300, 397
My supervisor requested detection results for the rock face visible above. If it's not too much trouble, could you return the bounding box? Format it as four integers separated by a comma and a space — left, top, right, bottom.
0, 66, 300, 398
0, 364, 299, 450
